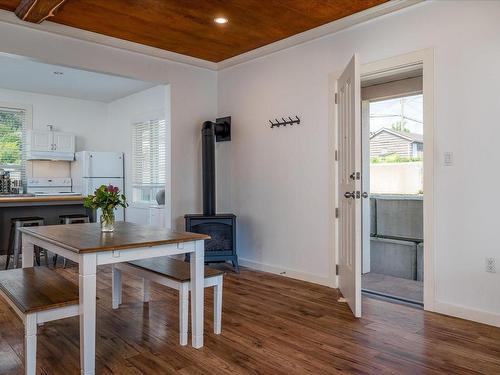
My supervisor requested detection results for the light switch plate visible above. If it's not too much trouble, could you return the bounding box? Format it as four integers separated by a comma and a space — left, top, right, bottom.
444, 152, 453, 166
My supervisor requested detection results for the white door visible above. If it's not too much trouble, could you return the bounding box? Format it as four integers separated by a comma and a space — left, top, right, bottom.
53, 132, 75, 153
29, 130, 52, 151
337, 54, 362, 318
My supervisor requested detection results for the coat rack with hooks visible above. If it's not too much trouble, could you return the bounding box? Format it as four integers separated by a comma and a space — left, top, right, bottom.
269, 116, 300, 128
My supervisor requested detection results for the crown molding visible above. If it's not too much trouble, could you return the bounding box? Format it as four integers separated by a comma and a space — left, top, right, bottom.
217, 0, 424, 70
0, 0, 423, 73
0, 9, 218, 71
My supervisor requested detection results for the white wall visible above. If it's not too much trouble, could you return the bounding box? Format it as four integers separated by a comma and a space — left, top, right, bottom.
0, 87, 108, 177
218, 1, 500, 325
0, 16, 217, 231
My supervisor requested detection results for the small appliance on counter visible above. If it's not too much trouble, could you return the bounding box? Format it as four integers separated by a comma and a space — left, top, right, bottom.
0, 169, 11, 194
27, 178, 80, 196
71, 151, 125, 221
0, 169, 23, 195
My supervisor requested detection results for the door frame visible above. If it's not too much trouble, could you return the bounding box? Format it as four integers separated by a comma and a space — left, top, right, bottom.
329, 48, 435, 311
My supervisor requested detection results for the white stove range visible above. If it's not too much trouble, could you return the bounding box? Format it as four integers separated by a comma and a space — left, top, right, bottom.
27, 178, 81, 196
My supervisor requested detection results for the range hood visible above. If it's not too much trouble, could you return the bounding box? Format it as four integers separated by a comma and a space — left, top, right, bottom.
27, 151, 75, 161
26, 127, 75, 161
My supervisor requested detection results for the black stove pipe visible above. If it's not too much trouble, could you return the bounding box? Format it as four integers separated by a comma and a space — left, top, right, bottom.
202, 121, 216, 216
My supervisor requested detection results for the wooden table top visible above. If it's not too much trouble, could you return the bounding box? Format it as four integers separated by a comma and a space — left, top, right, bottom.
0, 195, 84, 203
19, 222, 210, 253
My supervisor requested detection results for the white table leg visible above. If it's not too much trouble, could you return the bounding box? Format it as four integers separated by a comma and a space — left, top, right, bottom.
214, 276, 223, 335
179, 282, 189, 346
21, 235, 34, 268
190, 239, 204, 348
143, 279, 151, 303
79, 253, 97, 375
24, 313, 37, 375
111, 265, 122, 309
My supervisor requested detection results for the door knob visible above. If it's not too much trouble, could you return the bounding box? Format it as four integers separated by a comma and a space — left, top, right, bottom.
361, 192, 369, 198
344, 191, 355, 199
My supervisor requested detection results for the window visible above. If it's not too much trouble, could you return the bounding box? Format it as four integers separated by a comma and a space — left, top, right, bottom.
132, 117, 166, 204
0, 105, 28, 186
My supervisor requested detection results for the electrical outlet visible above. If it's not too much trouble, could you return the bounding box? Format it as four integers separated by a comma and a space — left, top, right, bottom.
486, 258, 497, 273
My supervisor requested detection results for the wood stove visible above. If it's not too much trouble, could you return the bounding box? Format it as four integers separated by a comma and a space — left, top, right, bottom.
185, 117, 239, 272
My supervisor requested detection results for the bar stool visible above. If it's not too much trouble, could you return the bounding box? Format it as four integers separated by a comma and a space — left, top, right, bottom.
53, 214, 90, 268
5, 217, 48, 270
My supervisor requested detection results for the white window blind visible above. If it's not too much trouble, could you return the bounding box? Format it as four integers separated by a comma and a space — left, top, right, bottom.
0, 105, 27, 185
132, 117, 166, 204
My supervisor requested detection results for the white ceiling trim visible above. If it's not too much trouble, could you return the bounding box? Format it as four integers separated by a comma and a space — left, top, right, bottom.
0, 0, 423, 72
0, 9, 218, 71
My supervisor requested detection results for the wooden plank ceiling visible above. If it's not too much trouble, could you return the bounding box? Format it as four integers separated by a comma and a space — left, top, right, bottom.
0, 0, 388, 62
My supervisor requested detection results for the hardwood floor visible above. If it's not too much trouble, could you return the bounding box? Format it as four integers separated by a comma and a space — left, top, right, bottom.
0, 264, 499, 374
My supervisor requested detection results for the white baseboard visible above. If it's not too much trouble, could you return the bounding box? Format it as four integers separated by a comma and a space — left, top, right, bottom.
239, 258, 334, 287
433, 300, 500, 328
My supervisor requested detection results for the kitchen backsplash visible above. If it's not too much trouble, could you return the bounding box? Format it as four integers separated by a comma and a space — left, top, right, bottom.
27, 161, 71, 178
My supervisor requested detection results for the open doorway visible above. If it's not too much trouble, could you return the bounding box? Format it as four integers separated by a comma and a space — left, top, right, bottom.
361, 67, 424, 306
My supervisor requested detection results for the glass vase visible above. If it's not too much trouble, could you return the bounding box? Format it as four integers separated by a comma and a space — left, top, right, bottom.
100, 210, 115, 232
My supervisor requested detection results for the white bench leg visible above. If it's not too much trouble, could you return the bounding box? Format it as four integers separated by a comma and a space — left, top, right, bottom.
143, 279, 151, 303
214, 276, 223, 335
25, 313, 37, 375
179, 282, 189, 346
112, 265, 122, 309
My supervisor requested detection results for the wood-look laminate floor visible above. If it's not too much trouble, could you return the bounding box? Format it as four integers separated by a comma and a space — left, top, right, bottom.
0, 264, 499, 374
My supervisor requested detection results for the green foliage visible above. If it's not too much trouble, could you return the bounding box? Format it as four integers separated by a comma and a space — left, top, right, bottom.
83, 185, 128, 214
371, 154, 423, 164
0, 112, 22, 165
391, 120, 410, 133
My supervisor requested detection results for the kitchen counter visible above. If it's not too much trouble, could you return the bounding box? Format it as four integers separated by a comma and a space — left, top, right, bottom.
0, 195, 90, 254
0, 195, 84, 207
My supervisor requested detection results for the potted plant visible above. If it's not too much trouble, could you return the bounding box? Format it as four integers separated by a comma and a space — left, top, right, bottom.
84, 185, 128, 232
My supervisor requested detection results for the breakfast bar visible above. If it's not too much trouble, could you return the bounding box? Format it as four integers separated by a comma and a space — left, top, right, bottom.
20, 222, 209, 375
0, 195, 87, 258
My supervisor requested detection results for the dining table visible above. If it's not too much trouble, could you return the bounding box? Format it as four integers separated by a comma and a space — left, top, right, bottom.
19, 221, 210, 375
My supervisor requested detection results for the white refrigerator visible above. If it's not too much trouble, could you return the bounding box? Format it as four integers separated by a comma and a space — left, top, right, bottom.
71, 151, 125, 221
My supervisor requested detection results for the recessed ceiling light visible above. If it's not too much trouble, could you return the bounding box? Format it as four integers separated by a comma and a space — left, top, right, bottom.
214, 17, 228, 24
53, 71, 64, 75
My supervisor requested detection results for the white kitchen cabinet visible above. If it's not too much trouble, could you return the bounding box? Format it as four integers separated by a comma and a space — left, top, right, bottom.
53, 132, 75, 153
149, 205, 165, 227
27, 130, 75, 160
28, 130, 52, 152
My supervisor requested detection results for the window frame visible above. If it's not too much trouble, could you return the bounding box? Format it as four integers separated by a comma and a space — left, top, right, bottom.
0, 102, 33, 189
131, 111, 167, 208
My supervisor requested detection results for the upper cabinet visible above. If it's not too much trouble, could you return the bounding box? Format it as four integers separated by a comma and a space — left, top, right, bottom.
26, 130, 75, 161
52, 132, 76, 153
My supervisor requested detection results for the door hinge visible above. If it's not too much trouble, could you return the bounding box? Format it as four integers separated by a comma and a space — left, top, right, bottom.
334, 150, 338, 161
336, 264, 339, 275
335, 207, 339, 218
334, 92, 338, 104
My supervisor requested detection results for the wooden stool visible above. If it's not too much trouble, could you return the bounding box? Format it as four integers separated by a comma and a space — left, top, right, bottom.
0, 267, 79, 375
112, 257, 224, 346
5, 217, 47, 270
53, 214, 90, 268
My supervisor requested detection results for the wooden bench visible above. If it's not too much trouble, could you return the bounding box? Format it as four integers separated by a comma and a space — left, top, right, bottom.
112, 257, 224, 346
0, 267, 79, 375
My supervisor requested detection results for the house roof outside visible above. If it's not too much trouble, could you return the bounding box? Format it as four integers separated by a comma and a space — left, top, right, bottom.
370, 127, 423, 143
